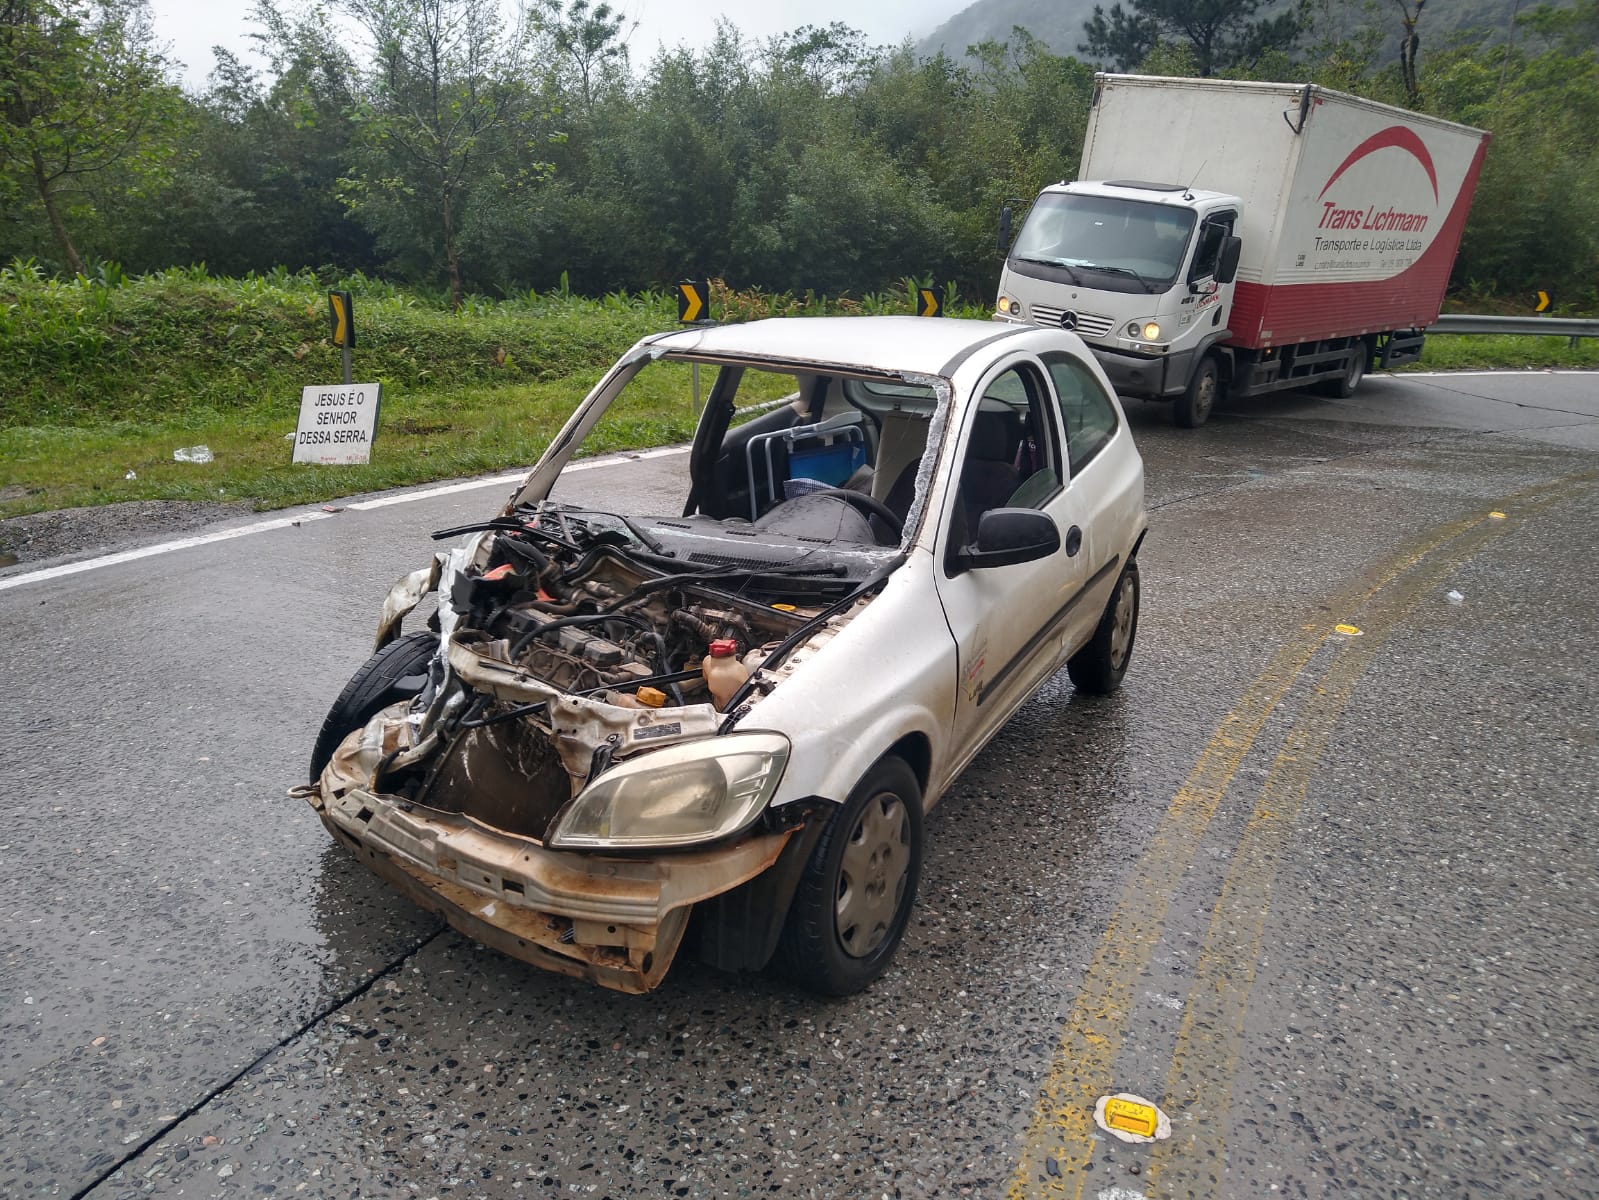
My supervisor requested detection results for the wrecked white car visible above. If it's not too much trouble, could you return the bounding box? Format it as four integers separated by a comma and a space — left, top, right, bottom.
304, 316, 1147, 995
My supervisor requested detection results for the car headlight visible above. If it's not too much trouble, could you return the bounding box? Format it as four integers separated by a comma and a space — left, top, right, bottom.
546, 732, 790, 850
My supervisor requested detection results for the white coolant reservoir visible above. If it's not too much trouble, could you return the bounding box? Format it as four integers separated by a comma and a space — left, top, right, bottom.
702, 638, 751, 710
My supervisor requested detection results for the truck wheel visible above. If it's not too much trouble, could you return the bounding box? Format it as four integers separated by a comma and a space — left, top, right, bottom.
1176, 356, 1220, 427
1319, 344, 1367, 398
773, 757, 923, 996
308, 632, 436, 783
1067, 560, 1140, 694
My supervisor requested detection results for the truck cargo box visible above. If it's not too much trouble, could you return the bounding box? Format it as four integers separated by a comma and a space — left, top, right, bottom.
1080, 76, 1489, 350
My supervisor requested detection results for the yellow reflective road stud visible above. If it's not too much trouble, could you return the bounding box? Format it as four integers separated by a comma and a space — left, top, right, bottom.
1104, 1096, 1157, 1138
1092, 1092, 1171, 1144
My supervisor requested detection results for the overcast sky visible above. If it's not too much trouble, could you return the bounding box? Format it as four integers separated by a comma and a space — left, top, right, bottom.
149, 0, 972, 88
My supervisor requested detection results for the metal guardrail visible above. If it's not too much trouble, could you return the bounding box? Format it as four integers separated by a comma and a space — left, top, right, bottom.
1428, 313, 1599, 338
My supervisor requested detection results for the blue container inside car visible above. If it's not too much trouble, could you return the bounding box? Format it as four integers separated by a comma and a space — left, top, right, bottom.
788, 441, 866, 487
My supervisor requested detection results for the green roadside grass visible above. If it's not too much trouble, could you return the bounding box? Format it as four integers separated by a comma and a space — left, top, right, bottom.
1399, 332, 1599, 373
2, 266, 1595, 521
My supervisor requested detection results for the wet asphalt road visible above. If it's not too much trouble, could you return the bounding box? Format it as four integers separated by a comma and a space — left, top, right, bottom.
1, 370, 1596, 1199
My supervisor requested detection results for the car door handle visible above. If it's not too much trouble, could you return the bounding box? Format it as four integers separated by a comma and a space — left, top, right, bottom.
1064, 525, 1083, 556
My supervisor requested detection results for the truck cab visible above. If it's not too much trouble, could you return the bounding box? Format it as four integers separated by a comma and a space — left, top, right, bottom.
995, 180, 1242, 426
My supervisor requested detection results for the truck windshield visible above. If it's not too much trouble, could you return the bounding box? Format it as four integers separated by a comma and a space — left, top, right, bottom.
1011, 193, 1195, 290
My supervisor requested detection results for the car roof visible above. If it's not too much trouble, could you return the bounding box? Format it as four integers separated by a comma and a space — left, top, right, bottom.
643, 316, 1029, 379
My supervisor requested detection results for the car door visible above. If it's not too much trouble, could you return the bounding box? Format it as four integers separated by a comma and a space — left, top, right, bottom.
1042, 348, 1141, 655
932, 356, 1095, 783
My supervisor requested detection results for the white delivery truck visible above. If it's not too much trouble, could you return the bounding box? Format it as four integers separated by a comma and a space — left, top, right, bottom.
993, 74, 1490, 425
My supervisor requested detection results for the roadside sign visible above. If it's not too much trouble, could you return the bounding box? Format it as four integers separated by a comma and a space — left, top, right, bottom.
677, 279, 709, 323
918, 287, 941, 317
328, 291, 355, 347
293, 383, 382, 465
1535, 290, 1551, 313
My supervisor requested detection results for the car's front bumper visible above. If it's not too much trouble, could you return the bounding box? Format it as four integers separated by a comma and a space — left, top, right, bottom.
308, 783, 797, 993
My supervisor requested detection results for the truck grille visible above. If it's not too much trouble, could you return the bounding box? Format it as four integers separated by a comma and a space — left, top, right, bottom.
1031, 306, 1115, 338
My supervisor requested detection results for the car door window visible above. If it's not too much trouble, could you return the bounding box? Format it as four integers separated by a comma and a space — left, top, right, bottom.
1044, 353, 1119, 478
949, 363, 1062, 545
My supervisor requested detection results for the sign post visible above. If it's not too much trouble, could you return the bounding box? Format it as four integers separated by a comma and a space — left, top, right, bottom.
328, 290, 355, 385
676, 279, 711, 413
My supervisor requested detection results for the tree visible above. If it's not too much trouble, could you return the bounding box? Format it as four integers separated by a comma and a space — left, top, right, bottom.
340, 0, 553, 308
1079, 0, 1303, 77
533, 0, 629, 111
0, 0, 182, 274
110, 2, 377, 276
1395, 0, 1424, 105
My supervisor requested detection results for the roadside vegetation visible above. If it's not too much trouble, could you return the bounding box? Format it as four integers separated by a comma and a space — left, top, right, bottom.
2, 266, 1594, 521
2, 0, 1596, 521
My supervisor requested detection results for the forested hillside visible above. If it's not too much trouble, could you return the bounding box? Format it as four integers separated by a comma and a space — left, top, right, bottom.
917, 0, 1572, 65
2, 0, 1596, 307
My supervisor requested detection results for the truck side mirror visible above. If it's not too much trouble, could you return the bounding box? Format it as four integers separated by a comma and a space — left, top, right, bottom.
1216, 236, 1242, 284
997, 206, 1013, 256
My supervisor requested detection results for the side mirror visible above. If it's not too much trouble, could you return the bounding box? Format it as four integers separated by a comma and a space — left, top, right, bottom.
1215, 235, 1242, 284
959, 508, 1060, 570
997, 205, 1013, 256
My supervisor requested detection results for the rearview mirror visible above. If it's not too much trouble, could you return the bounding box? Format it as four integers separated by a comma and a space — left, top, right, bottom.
1215, 236, 1242, 284
959, 508, 1060, 570
997, 205, 1013, 256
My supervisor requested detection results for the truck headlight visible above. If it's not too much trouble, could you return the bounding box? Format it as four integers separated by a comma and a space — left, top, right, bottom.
1127, 321, 1161, 340
546, 732, 790, 850
998, 295, 1024, 319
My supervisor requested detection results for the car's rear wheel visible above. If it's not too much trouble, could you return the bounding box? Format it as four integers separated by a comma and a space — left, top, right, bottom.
773, 757, 923, 996
1067, 560, 1140, 694
308, 632, 436, 783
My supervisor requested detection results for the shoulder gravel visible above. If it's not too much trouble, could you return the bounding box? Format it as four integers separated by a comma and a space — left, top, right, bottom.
0, 500, 259, 570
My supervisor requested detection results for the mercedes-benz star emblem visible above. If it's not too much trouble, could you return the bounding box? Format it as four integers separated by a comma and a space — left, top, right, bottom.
1059, 311, 1078, 331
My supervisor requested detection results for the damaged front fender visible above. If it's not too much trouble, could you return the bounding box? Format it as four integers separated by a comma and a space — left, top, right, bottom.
374, 556, 444, 650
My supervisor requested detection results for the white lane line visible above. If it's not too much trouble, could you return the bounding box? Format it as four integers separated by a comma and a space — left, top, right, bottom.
0, 512, 336, 592
344, 470, 529, 511
1397, 369, 1599, 378
0, 446, 693, 593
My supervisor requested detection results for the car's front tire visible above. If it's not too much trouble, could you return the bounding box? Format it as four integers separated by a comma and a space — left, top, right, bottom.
773, 757, 923, 996
1067, 560, 1140, 694
308, 631, 436, 783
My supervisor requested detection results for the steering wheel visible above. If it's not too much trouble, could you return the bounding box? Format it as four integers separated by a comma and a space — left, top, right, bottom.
802, 487, 904, 542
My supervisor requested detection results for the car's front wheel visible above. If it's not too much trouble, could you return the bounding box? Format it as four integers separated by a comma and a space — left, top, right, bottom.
308, 632, 436, 783
1067, 560, 1140, 694
773, 757, 923, 996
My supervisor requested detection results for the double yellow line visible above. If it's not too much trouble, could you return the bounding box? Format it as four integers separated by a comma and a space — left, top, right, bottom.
1007, 472, 1594, 1200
